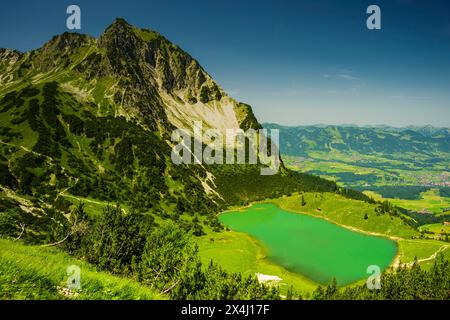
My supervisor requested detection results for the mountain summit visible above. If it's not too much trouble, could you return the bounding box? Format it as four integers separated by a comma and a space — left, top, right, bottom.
1, 18, 258, 131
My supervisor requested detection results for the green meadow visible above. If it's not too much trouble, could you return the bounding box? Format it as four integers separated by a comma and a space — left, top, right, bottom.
419, 223, 450, 235
197, 230, 318, 295
364, 189, 450, 214
0, 239, 162, 300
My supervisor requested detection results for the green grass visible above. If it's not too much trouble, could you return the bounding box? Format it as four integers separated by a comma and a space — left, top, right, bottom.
397, 239, 449, 267
420, 246, 450, 270
132, 27, 161, 42
61, 194, 115, 217
364, 189, 450, 214
0, 239, 163, 300
285, 156, 386, 178
419, 223, 450, 234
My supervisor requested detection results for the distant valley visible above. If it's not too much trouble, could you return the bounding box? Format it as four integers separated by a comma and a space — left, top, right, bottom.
265, 123, 450, 220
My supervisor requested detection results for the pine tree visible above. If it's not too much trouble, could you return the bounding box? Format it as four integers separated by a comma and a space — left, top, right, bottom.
325, 278, 338, 299
301, 195, 306, 206
286, 285, 294, 300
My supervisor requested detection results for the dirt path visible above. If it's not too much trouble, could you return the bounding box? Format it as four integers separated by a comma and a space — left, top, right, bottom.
392, 244, 449, 269
61, 193, 128, 214
0, 140, 54, 162
61, 193, 108, 206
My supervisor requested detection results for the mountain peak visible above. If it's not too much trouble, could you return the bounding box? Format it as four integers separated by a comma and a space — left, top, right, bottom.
101, 18, 134, 38
112, 17, 131, 26
104, 17, 133, 34
0, 18, 255, 132
101, 17, 163, 45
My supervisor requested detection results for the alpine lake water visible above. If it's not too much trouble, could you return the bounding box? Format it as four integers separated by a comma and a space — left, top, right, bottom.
219, 203, 397, 286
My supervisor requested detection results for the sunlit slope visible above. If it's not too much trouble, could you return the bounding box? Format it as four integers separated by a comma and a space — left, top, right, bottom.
271, 193, 418, 238
0, 239, 163, 300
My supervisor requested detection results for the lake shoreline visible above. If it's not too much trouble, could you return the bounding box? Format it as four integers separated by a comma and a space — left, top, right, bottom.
220, 202, 398, 286
269, 200, 403, 270
219, 197, 403, 270
219, 197, 404, 241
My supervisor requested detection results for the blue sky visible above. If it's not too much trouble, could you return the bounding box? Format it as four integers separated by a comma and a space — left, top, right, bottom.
1, 0, 449, 127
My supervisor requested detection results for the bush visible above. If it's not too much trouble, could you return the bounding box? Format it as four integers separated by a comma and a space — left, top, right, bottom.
85, 205, 153, 274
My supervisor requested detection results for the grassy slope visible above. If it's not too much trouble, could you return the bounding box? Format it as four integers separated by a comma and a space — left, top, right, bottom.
0, 239, 163, 300
419, 223, 450, 234
271, 193, 417, 238
420, 246, 450, 269
365, 189, 450, 214
397, 239, 448, 264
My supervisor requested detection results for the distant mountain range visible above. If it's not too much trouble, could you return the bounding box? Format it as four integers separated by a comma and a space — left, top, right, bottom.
264, 123, 450, 156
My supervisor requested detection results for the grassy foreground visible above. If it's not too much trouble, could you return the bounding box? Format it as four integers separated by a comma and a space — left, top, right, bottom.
0, 239, 163, 300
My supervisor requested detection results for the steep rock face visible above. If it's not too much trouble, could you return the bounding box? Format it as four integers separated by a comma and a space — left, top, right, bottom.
96, 18, 234, 131
0, 49, 24, 84
99, 19, 222, 102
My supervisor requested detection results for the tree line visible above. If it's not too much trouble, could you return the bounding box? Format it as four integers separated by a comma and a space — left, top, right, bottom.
304, 257, 449, 300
